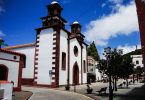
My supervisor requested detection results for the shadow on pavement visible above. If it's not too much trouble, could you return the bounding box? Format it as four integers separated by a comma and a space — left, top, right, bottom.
119, 84, 145, 100
12, 91, 33, 100
117, 87, 131, 89
92, 83, 145, 100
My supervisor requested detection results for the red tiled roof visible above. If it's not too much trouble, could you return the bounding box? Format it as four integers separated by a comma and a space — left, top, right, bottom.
4, 43, 35, 50
0, 81, 11, 84
0, 48, 25, 56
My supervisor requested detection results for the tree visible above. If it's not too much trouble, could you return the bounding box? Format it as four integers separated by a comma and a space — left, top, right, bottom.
97, 59, 107, 76
109, 49, 123, 91
87, 41, 100, 61
98, 48, 134, 90
134, 66, 144, 81
0, 38, 8, 48
99, 49, 134, 89
118, 55, 134, 87
98, 50, 123, 91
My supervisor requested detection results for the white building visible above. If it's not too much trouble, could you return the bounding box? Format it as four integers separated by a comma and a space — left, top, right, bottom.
87, 56, 101, 81
131, 55, 144, 68
5, 1, 88, 88
0, 49, 25, 91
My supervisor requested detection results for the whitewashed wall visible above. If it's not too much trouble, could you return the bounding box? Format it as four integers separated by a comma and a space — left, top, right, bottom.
12, 46, 35, 79
0, 82, 13, 100
95, 62, 101, 81
0, 53, 20, 87
96, 69, 101, 81
82, 44, 87, 84
69, 38, 81, 84
37, 28, 54, 85
59, 30, 68, 85
131, 55, 144, 68
0, 52, 20, 61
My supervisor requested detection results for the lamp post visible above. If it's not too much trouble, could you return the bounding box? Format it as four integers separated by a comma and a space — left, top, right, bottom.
133, 65, 135, 84
131, 55, 135, 84
104, 47, 113, 100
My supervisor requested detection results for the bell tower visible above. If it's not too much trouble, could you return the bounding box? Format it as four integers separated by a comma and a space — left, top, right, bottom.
41, 1, 67, 28
71, 21, 81, 34
47, 1, 63, 16
70, 21, 84, 42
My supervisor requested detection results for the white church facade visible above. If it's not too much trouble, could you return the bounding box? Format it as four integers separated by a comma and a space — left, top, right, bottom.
0, 48, 25, 91
5, 1, 88, 88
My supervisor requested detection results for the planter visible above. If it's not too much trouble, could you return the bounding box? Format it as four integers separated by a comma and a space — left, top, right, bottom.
65, 86, 70, 90
86, 89, 93, 94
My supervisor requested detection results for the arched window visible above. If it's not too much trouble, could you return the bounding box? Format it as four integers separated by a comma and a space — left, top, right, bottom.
84, 60, 86, 73
74, 46, 78, 57
62, 52, 66, 70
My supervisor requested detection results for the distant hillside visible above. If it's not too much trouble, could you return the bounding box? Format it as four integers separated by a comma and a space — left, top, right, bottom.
123, 49, 142, 58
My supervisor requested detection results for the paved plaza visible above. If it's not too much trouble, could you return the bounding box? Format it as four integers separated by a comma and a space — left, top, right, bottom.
55, 80, 145, 100
12, 80, 145, 100
21, 86, 93, 100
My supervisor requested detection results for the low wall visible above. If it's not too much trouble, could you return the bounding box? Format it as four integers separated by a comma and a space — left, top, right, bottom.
0, 81, 13, 100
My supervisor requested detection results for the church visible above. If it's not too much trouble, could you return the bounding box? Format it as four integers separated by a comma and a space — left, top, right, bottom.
5, 1, 88, 88
135, 0, 145, 72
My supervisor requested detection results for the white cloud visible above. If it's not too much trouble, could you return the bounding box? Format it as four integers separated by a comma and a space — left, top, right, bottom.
0, 30, 5, 36
99, 44, 141, 59
62, 0, 70, 4
0, 0, 5, 14
117, 44, 141, 54
0, 6, 5, 14
84, 1, 139, 46
101, 3, 106, 8
108, 0, 123, 4
107, 0, 124, 11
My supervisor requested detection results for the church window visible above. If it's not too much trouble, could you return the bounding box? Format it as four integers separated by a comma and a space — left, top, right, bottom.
84, 60, 86, 73
62, 52, 66, 70
136, 60, 139, 64
74, 46, 78, 57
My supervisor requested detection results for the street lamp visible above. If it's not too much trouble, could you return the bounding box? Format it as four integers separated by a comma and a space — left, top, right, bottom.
104, 47, 113, 100
131, 55, 135, 84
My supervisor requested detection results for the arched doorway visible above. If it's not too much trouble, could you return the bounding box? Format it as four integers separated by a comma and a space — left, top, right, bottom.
0, 64, 8, 80
73, 62, 79, 85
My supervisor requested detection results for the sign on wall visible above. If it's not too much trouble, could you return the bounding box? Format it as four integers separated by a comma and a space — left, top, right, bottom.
49, 70, 52, 77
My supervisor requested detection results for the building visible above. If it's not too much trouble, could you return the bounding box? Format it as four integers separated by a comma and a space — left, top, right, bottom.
5, 1, 88, 88
131, 55, 144, 68
0, 49, 25, 91
135, 0, 145, 72
87, 56, 101, 82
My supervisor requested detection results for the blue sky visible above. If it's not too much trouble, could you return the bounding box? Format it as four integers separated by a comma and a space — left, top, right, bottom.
0, 0, 141, 56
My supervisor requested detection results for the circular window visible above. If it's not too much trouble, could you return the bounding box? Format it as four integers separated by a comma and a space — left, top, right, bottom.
13, 56, 17, 60
74, 46, 78, 57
